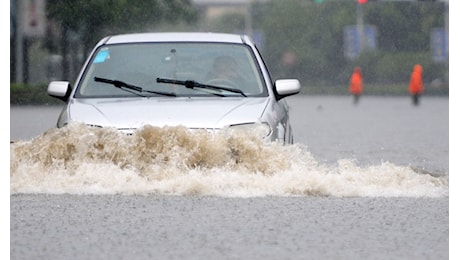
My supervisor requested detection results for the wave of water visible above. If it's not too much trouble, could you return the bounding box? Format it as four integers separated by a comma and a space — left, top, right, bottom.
10, 123, 448, 197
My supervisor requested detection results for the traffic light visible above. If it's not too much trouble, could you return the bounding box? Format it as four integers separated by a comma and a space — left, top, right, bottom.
357, 0, 368, 4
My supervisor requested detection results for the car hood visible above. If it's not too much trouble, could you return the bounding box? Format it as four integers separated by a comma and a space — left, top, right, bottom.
68, 97, 270, 130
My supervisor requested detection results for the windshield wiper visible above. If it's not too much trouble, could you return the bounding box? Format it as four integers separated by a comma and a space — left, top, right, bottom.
156, 77, 247, 97
95, 77, 176, 97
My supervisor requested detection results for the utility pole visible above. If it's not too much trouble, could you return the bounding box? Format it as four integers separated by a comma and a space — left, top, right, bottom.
14, 0, 46, 84
356, 0, 368, 54
14, 1, 24, 83
444, 0, 448, 81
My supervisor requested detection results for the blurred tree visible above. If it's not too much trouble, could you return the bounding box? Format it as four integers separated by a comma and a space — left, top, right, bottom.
365, 2, 444, 52
254, 0, 355, 85
207, 12, 247, 33
251, 0, 445, 87
46, 0, 198, 80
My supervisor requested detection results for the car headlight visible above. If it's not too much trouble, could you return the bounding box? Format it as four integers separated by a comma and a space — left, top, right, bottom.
225, 122, 272, 139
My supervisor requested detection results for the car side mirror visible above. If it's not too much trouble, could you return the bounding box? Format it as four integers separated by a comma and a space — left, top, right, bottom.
274, 79, 301, 100
47, 81, 72, 102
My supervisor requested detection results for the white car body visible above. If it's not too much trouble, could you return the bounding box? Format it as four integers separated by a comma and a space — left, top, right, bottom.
48, 32, 300, 143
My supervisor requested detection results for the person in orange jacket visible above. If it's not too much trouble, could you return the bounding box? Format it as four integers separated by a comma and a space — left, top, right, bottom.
408, 64, 424, 106
349, 66, 363, 104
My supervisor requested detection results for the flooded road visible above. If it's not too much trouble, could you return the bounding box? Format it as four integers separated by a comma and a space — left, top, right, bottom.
10, 95, 449, 259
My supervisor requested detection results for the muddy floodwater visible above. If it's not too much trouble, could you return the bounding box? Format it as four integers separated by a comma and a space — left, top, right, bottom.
10, 95, 449, 259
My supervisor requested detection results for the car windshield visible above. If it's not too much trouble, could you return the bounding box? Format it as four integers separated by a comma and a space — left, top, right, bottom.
75, 42, 268, 98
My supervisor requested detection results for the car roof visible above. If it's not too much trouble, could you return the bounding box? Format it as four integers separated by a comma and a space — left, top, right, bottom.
103, 32, 249, 45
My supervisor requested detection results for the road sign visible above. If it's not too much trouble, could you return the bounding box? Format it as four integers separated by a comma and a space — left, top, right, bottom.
431, 28, 448, 63
344, 25, 378, 60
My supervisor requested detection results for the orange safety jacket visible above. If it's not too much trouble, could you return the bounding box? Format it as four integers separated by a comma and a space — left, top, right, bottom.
408, 64, 424, 95
349, 67, 363, 95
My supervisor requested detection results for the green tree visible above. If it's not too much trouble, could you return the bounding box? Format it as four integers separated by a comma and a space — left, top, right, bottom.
254, 0, 356, 85
365, 2, 444, 52
46, 0, 198, 79
252, 0, 446, 87
205, 12, 247, 33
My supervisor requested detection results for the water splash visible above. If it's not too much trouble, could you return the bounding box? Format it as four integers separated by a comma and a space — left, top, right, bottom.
10, 123, 448, 197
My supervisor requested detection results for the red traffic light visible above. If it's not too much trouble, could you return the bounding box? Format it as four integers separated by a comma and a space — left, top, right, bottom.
357, 0, 368, 4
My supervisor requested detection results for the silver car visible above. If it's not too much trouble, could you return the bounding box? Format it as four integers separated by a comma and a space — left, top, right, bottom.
48, 32, 300, 144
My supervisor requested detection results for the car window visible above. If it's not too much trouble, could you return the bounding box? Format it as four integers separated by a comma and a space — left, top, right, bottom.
75, 42, 268, 98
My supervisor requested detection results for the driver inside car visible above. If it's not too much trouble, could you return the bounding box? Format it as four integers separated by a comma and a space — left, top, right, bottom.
205, 55, 246, 88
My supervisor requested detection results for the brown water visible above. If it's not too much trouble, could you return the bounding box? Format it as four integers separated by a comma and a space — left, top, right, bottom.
10, 95, 450, 259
